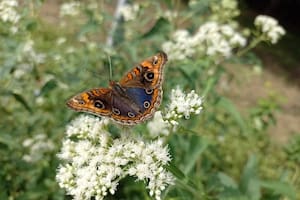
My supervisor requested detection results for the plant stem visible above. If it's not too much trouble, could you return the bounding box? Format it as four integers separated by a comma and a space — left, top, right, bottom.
106, 0, 126, 47
236, 36, 264, 57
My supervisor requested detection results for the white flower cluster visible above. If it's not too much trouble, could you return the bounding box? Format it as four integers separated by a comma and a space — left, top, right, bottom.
162, 22, 246, 60
165, 87, 203, 127
22, 134, 55, 163
56, 37, 67, 45
254, 15, 285, 44
14, 39, 46, 78
147, 88, 203, 136
163, 10, 178, 21
0, 0, 20, 33
21, 39, 46, 64
60, 2, 81, 17
210, 0, 240, 22
162, 30, 195, 61
147, 111, 170, 137
120, 3, 140, 21
65, 115, 110, 140
57, 115, 174, 200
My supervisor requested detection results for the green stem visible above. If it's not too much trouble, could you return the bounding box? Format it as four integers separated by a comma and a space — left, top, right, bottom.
236, 36, 264, 57
176, 178, 205, 198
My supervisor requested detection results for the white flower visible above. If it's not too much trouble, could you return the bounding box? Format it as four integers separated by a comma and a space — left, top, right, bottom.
60, 2, 80, 17
164, 87, 203, 128
57, 115, 174, 200
56, 37, 67, 45
120, 3, 140, 21
35, 96, 45, 105
229, 33, 247, 46
194, 22, 246, 57
0, 0, 20, 23
13, 63, 32, 79
10, 26, 18, 34
220, 24, 235, 36
209, 0, 240, 22
147, 111, 170, 137
65, 115, 110, 141
0, 0, 20, 33
53, 54, 62, 61
22, 134, 55, 163
23, 40, 34, 53
162, 29, 196, 61
254, 15, 285, 44
19, 39, 46, 64
66, 47, 75, 54
163, 10, 178, 21
162, 21, 247, 60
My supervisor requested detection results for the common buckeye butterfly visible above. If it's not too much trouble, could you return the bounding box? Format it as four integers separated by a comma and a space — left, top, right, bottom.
66, 52, 168, 125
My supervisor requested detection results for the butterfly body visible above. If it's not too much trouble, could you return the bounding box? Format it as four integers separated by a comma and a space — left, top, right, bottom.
67, 52, 168, 125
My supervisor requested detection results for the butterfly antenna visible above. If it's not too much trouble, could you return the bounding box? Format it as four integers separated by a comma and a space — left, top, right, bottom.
107, 54, 113, 81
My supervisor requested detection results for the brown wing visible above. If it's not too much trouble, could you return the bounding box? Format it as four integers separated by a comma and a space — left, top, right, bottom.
119, 52, 168, 89
66, 88, 112, 117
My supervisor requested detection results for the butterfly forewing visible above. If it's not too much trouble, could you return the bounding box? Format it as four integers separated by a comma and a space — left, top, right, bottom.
66, 88, 112, 116
119, 52, 167, 89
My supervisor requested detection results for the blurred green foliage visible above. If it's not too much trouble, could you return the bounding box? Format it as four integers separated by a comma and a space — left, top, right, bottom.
0, 0, 299, 199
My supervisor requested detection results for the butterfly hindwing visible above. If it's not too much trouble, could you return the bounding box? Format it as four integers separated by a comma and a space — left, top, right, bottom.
110, 86, 162, 124
125, 87, 153, 112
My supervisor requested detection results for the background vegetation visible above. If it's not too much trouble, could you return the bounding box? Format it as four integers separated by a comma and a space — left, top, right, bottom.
0, 0, 299, 199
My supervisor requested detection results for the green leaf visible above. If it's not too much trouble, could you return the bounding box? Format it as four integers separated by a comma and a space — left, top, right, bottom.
166, 163, 185, 180
178, 66, 194, 84
217, 97, 247, 134
246, 179, 261, 200
0, 134, 15, 149
240, 155, 260, 200
218, 172, 238, 189
141, 17, 171, 39
184, 136, 209, 174
78, 20, 99, 37
167, 163, 198, 188
202, 76, 218, 97
260, 180, 297, 200
40, 79, 57, 96
11, 92, 32, 113
25, 19, 38, 31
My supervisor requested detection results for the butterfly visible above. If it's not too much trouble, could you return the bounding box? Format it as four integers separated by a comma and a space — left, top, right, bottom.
66, 52, 168, 125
